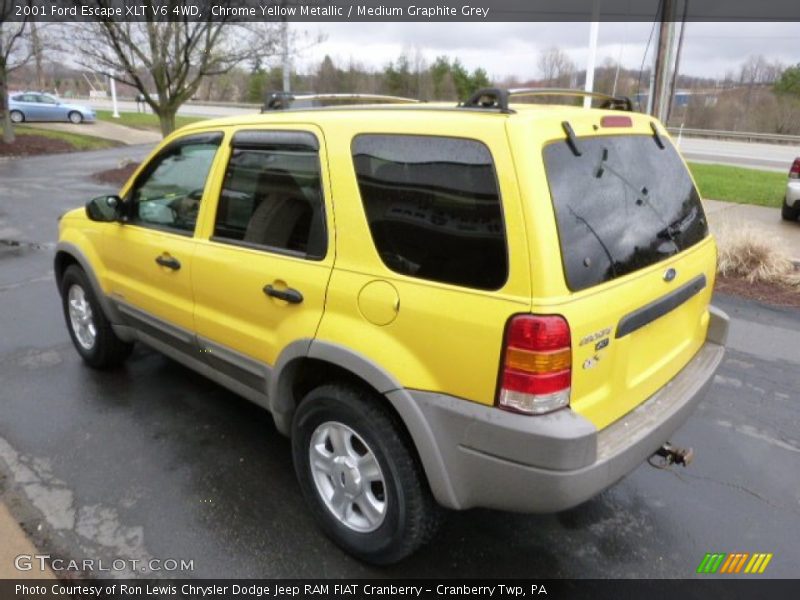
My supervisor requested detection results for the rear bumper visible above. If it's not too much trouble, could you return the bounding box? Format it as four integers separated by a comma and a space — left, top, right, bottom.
409, 306, 728, 512
786, 181, 800, 208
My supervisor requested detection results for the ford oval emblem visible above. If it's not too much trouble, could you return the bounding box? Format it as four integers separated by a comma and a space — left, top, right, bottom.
663, 268, 677, 282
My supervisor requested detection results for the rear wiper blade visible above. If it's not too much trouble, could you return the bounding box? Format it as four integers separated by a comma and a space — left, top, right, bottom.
657, 206, 699, 240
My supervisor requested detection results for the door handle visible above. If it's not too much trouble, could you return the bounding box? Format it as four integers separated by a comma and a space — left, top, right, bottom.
155, 255, 181, 270
263, 284, 303, 304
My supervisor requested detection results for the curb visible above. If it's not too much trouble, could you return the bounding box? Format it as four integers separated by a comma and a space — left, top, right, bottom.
0, 502, 56, 579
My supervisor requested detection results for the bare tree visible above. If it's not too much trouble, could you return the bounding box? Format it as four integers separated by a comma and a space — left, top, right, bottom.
739, 55, 783, 86
74, 1, 281, 136
537, 46, 575, 87
1, 0, 32, 144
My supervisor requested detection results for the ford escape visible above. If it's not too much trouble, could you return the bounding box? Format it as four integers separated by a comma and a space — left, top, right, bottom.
55, 88, 728, 564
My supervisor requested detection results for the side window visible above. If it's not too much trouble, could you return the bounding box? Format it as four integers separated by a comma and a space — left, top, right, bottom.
212, 138, 326, 259
352, 134, 508, 290
128, 135, 221, 234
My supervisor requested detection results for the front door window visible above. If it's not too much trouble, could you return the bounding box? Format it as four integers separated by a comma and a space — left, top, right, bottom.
127, 134, 222, 234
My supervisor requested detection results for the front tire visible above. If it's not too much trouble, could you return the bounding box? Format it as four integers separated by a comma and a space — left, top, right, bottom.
9, 110, 24, 124
60, 265, 133, 369
292, 383, 442, 564
782, 200, 799, 222
68, 111, 83, 124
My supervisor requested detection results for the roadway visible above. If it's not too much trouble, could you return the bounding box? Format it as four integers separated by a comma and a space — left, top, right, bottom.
677, 137, 798, 172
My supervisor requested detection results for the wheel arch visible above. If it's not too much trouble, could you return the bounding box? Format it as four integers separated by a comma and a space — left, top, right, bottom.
54, 242, 125, 327
270, 340, 459, 508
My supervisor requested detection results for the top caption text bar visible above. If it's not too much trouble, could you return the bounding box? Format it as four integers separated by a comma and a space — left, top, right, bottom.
6, 0, 800, 22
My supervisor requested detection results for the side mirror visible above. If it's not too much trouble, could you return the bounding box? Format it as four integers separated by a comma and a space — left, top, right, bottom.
85, 195, 122, 222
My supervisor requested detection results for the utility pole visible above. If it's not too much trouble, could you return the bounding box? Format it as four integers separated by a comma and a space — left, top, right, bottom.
109, 76, 120, 118
583, 0, 600, 108
652, 0, 677, 121
30, 22, 44, 91
667, 5, 688, 123
281, 21, 291, 93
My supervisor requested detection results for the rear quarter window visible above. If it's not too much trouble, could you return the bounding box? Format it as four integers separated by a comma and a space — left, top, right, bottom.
544, 134, 708, 292
351, 134, 508, 290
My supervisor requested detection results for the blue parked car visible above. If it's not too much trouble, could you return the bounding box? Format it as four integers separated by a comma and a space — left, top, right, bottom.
8, 92, 96, 124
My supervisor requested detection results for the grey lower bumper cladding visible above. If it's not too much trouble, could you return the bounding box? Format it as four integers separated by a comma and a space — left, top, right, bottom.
408, 306, 729, 512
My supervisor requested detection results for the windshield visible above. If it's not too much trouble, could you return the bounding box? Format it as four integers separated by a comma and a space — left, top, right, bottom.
544, 134, 708, 292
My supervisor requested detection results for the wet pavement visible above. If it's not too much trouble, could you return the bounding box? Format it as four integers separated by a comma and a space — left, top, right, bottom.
0, 149, 798, 579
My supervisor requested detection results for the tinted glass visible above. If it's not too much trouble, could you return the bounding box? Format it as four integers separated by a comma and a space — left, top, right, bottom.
130, 141, 219, 233
213, 147, 326, 258
352, 135, 507, 290
544, 135, 708, 292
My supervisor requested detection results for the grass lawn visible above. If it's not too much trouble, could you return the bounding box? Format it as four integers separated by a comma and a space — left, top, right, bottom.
688, 162, 787, 208
13, 125, 119, 151
95, 109, 205, 131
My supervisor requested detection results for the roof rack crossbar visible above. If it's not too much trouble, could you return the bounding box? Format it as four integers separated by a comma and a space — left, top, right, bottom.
264, 92, 421, 111
462, 88, 633, 112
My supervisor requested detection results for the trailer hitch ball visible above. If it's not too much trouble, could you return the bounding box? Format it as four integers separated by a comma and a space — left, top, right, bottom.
650, 443, 694, 468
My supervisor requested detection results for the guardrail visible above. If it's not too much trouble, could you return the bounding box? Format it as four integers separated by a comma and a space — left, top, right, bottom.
667, 127, 800, 146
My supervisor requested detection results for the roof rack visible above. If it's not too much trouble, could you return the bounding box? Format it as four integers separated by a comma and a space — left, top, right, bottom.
461, 88, 633, 113
262, 91, 421, 111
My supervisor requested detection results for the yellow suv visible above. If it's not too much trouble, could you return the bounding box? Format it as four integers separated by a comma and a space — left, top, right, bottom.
55, 89, 728, 564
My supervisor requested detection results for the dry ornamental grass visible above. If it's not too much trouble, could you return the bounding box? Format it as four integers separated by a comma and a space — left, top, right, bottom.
715, 224, 800, 288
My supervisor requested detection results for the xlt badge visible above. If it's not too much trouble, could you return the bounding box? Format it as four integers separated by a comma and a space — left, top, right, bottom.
579, 327, 611, 346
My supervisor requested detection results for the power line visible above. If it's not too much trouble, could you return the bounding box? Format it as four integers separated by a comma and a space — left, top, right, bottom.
636, 0, 662, 110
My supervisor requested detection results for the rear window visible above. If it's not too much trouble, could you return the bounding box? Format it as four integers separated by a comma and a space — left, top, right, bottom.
352, 134, 507, 290
544, 134, 708, 292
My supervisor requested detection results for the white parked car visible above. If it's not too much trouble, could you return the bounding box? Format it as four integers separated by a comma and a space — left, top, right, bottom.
783, 158, 800, 222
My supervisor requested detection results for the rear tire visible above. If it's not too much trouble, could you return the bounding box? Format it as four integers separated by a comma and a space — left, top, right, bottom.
782, 201, 799, 222
68, 111, 83, 124
60, 265, 133, 369
292, 383, 443, 565
9, 110, 24, 124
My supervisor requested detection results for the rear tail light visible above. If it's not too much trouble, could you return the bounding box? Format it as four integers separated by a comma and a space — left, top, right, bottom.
496, 315, 572, 415
789, 158, 800, 179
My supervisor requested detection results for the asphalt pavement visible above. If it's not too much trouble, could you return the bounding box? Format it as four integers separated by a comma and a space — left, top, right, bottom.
678, 137, 799, 172
0, 148, 798, 578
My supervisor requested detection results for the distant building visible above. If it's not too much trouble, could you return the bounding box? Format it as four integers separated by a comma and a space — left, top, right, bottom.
634, 89, 719, 111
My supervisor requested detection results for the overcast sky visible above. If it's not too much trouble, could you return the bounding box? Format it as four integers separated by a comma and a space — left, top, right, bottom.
291, 22, 799, 82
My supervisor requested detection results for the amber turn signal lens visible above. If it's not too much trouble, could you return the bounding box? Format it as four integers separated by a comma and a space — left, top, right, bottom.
505, 347, 571, 373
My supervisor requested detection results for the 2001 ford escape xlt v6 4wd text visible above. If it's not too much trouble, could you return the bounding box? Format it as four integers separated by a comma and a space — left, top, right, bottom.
55, 88, 728, 564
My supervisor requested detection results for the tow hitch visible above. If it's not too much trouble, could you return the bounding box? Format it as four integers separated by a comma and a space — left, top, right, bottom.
648, 442, 694, 469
